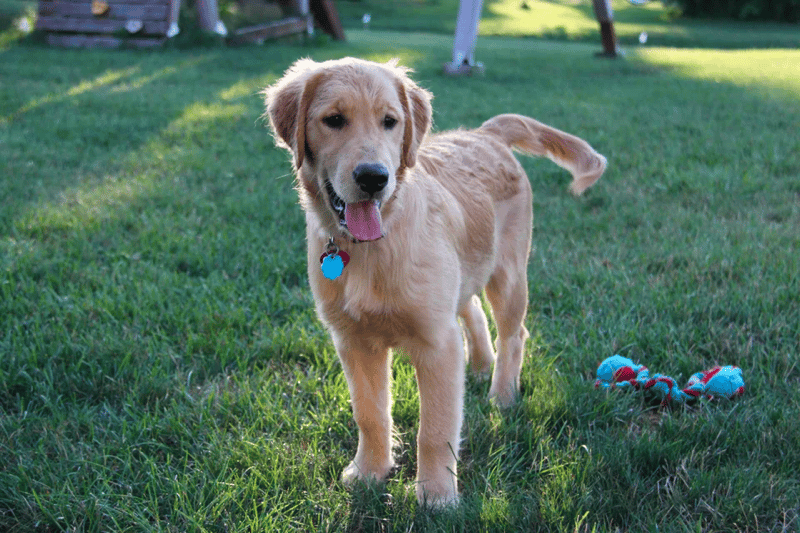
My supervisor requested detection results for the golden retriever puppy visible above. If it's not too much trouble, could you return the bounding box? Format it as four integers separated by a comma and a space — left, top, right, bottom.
264, 57, 606, 507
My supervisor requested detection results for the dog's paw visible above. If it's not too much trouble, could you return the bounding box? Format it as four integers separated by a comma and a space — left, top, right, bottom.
488, 382, 519, 408
341, 460, 393, 486
416, 481, 460, 509
468, 354, 495, 379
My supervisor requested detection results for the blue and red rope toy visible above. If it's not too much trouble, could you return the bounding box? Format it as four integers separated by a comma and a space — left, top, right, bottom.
595, 355, 744, 406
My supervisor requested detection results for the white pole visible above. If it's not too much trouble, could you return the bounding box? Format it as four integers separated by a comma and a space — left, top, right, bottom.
297, 0, 314, 36
444, 0, 485, 75
197, 0, 228, 37
167, 0, 180, 38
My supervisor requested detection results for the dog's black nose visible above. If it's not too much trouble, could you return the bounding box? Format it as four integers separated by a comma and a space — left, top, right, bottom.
353, 163, 389, 195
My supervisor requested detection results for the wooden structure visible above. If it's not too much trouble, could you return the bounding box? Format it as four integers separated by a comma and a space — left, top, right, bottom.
36, 0, 344, 48
229, 0, 344, 45
37, 0, 174, 48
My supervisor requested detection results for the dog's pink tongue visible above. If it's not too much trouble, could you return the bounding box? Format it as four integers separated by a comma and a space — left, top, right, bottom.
345, 201, 382, 241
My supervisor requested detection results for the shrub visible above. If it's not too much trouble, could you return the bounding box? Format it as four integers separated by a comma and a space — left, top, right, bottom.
667, 0, 800, 22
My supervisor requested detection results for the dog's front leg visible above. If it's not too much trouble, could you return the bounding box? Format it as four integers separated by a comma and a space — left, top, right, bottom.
335, 334, 395, 485
409, 322, 465, 507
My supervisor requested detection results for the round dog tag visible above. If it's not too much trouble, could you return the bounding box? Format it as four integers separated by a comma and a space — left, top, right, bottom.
320, 250, 349, 280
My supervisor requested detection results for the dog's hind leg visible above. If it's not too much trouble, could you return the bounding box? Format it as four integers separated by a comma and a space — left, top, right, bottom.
485, 196, 532, 407
336, 335, 395, 485
459, 294, 495, 376
486, 272, 530, 408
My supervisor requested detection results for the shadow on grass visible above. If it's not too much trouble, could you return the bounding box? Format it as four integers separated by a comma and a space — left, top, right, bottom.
2, 51, 268, 231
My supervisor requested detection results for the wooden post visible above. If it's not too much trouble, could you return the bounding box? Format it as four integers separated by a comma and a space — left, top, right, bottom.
310, 0, 345, 40
592, 0, 618, 58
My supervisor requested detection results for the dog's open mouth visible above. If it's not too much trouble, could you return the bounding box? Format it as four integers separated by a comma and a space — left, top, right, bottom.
325, 179, 383, 241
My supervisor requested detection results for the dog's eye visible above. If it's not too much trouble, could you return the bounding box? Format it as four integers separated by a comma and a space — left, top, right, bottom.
323, 114, 346, 129
383, 116, 398, 130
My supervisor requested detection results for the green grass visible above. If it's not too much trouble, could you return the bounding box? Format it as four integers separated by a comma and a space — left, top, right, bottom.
337, 0, 800, 48
1, 13, 800, 533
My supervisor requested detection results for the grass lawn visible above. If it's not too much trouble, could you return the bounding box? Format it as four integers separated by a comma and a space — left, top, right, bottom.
1, 6, 800, 533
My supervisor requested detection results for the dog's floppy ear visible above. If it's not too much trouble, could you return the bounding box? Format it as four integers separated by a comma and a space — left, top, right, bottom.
395, 73, 432, 171
264, 59, 324, 170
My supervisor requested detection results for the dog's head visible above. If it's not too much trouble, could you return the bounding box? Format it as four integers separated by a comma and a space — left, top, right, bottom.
264, 58, 432, 242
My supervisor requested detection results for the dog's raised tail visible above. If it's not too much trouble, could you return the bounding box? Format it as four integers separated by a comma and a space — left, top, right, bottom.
480, 113, 606, 195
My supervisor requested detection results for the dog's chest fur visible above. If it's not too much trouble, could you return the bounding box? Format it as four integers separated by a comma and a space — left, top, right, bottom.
311, 240, 448, 345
